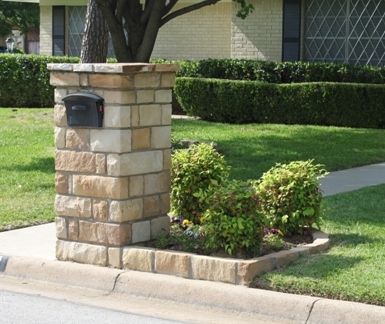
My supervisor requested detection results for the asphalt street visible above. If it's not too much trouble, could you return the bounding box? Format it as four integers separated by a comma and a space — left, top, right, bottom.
0, 290, 181, 324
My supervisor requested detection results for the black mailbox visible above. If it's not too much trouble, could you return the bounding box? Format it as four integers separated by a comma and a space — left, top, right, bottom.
63, 92, 104, 128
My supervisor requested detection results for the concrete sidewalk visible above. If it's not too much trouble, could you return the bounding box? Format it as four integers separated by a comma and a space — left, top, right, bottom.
320, 162, 385, 196
1, 162, 385, 323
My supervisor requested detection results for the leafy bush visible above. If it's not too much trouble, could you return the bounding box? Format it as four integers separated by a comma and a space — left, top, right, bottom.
175, 77, 385, 128
201, 180, 264, 256
171, 143, 230, 223
0, 54, 79, 107
255, 160, 327, 235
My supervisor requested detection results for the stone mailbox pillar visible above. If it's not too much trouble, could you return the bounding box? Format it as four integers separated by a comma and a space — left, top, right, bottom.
49, 63, 177, 268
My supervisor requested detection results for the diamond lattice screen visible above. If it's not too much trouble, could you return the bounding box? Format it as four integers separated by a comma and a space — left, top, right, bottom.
304, 0, 385, 66
68, 7, 87, 57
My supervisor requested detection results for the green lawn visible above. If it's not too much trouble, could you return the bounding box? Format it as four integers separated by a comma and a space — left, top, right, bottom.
0, 108, 55, 231
1, 109, 385, 231
172, 119, 385, 180
255, 185, 385, 306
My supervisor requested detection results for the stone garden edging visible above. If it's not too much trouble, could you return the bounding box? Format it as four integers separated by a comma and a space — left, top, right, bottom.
121, 231, 330, 286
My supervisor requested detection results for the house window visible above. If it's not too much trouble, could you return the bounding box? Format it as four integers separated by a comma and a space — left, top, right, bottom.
304, 0, 385, 66
52, 6, 65, 56
282, 0, 301, 61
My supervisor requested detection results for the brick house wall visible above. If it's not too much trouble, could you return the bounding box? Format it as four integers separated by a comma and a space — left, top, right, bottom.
38, 0, 284, 62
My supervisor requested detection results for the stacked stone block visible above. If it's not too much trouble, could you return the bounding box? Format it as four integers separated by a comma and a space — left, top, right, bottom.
49, 63, 177, 268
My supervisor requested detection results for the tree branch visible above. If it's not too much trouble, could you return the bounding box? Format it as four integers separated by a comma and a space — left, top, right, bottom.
140, 0, 155, 24
160, 0, 221, 27
162, 0, 178, 17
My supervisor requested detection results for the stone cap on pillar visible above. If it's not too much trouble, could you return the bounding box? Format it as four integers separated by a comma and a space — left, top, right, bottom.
47, 63, 179, 74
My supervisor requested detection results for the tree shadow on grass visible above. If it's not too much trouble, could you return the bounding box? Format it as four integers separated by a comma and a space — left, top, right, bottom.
329, 232, 380, 246
4, 157, 54, 174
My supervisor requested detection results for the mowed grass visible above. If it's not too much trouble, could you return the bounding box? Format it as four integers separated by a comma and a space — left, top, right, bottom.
254, 185, 385, 306
0, 108, 55, 231
1, 109, 385, 230
172, 119, 385, 180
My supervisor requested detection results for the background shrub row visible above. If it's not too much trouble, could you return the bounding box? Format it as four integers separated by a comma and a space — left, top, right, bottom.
175, 77, 385, 128
0, 54, 79, 107
175, 59, 385, 84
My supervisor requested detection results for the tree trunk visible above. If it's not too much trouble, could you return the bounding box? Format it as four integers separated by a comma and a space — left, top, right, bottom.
80, 0, 108, 63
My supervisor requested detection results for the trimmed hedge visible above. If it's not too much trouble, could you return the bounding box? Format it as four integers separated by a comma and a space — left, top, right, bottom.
175, 59, 385, 84
0, 54, 79, 107
175, 77, 385, 128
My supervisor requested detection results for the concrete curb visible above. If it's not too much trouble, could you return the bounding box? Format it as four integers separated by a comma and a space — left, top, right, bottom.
1, 255, 385, 323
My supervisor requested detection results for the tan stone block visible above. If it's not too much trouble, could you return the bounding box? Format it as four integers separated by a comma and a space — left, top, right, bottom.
134, 73, 160, 88
55, 173, 69, 194
155, 90, 172, 103
160, 193, 171, 214
73, 64, 93, 72
132, 128, 150, 150
273, 250, 300, 268
54, 194, 92, 217
237, 257, 275, 285
66, 129, 90, 150
96, 154, 106, 174
54, 88, 67, 104
139, 104, 162, 126
155, 251, 191, 278
155, 64, 179, 72
163, 149, 171, 170
131, 105, 140, 127
56, 217, 67, 239
103, 90, 136, 104
108, 247, 122, 268
137, 90, 155, 104
144, 171, 170, 195
161, 73, 176, 88
307, 239, 330, 254
104, 105, 131, 128
68, 219, 79, 240
79, 73, 88, 87
55, 150, 95, 173
143, 195, 161, 218
93, 200, 108, 221
79, 221, 131, 246
88, 74, 134, 89
54, 127, 66, 149
54, 104, 67, 127
132, 221, 151, 243
129, 175, 144, 197
90, 129, 131, 153
73, 175, 129, 199
151, 126, 171, 149
151, 216, 170, 239
161, 104, 172, 125
191, 256, 237, 284
50, 72, 79, 87
56, 240, 107, 266
109, 199, 143, 222
122, 247, 154, 272
107, 151, 163, 176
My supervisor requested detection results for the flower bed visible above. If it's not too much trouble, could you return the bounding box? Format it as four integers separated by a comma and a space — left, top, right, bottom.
122, 231, 329, 286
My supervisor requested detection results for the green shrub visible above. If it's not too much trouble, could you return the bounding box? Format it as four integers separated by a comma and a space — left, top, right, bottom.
175, 77, 385, 128
0, 54, 79, 107
175, 58, 385, 84
171, 143, 230, 223
255, 160, 327, 235
201, 180, 264, 256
